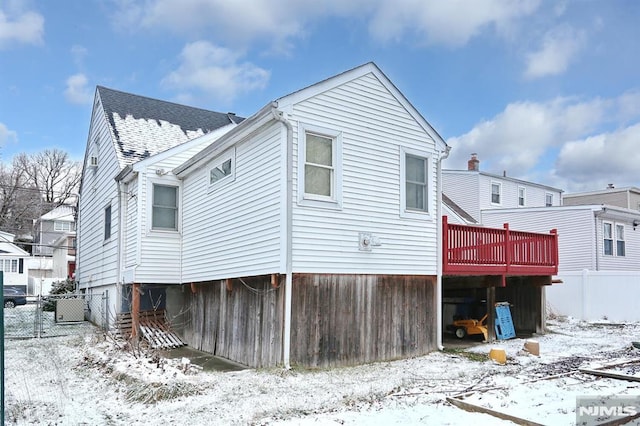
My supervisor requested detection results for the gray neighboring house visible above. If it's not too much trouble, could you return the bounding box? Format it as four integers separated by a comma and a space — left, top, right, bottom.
29, 204, 76, 294
563, 185, 640, 211
34, 205, 76, 256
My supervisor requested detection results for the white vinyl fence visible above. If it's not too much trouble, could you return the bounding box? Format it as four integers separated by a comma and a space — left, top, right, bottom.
546, 270, 640, 322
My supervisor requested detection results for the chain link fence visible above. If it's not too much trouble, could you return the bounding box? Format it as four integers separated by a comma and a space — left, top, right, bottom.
3, 292, 108, 339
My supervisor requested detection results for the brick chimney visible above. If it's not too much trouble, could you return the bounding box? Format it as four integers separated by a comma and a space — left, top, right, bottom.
468, 153, 480, 171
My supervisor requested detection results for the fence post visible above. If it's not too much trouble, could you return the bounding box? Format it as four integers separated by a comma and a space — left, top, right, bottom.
581, 268, 589, 320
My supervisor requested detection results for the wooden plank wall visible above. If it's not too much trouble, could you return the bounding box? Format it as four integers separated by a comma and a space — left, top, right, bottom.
181, 275, 284, 368
496, 277, 542, 334
290, 274, 437, 368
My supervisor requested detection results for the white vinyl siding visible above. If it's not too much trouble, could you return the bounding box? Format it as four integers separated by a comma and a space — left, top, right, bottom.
289, 72, 439, 274
180, 123, 283, 281
481, 208, 597, 272
76, 101, 120, 291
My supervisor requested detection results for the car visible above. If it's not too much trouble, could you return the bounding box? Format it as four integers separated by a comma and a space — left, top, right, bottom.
3, 288, 27, 308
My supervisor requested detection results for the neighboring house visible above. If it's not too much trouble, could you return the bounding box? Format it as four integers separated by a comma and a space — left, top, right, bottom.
51, 233, 76, 279
33, 204, 76, 256
481, 204, 640, 321
563, 185, 640, 212
443, 154, 563, 223
0, 231, 30, 290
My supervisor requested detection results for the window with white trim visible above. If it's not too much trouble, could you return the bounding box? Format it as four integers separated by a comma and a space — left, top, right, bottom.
518, 187, 526, 207
545, 193, 553, 207
152, 184, 179, 230
603, 222, 613, 255
616, 224, 625, 256
208, 149, 235, 189
54, 221, 74, 232
400, 147, 431, 219
298, 123, 342, 208
491, 182, 501, 205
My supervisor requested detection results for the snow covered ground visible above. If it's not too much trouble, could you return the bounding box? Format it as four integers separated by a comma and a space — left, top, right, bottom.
4, 316, 640, 425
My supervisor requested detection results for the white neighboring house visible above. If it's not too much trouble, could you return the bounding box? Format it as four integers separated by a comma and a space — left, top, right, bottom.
78, 63, 450, 368
0, 231, 30, 290
443, 153, 563, 223
481, 204, 640, 321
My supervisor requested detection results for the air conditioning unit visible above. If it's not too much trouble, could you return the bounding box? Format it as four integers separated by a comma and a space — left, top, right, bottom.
55, 299, 85, 323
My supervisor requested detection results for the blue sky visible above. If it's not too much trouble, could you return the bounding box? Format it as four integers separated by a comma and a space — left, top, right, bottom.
1, 0, 639, 193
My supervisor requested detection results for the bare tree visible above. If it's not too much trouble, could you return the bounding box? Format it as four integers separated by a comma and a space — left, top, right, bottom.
0, 161, 42, 238
15, 148, 81, 207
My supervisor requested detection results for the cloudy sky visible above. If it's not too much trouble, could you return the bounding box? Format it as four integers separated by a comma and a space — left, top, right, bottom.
1, 0, 639, 192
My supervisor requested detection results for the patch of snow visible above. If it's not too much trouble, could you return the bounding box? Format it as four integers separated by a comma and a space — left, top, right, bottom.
4, 317, 640, 425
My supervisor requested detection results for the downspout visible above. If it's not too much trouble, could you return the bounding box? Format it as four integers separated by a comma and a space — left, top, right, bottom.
271, 108, 293, 370
117, 180, 127, 299
436, 145, 451, 351
594, 206, 606, 271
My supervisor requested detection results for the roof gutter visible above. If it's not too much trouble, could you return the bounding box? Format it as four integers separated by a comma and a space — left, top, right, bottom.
270, 107, 293, 370
436, 144, 451, 351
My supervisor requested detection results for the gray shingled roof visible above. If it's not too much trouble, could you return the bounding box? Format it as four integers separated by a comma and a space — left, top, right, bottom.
96, 86, 244, 168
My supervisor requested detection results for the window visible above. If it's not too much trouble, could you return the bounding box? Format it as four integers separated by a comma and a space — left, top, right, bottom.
518, 187, 526, 207
152, 184, 178, 230
400, 147, 431, 218
405, 154, 428, 211
491, 182, 501, 204
208, 149, 235, 189
305, 133, 334, 197
546, 193, 554, 207
54, 221, 74, 232
604, 222, 626, 256
298, 123, 342, 208
104, 205, 112, 240
616, 224, 625, 256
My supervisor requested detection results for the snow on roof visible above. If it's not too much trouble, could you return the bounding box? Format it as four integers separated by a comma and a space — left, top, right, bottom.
96, 86, 244, 168
40, 204, 75, 221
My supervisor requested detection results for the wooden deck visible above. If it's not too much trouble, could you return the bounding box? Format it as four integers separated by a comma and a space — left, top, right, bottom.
443, 216, 559, 278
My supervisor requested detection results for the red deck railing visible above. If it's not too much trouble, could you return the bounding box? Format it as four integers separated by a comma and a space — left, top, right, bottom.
442, 216, 558, 276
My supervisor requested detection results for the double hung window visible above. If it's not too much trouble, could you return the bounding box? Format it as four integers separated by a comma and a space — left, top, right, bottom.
152, 184, 178, 230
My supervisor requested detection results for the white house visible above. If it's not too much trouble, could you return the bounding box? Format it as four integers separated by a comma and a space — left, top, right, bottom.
443, 154, 563, 223
0, 231, 30, 290
78, 63, 450, 368
481, 204, 640, 321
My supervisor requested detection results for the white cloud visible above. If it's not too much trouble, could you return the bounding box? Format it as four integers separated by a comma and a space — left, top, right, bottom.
445, 91, 640, 191
0, 8, 44, 48
555, 123, 640, 190
161, 41, 270, 103
524, 25, 585, 79
110, 0, 540, 51
446, 97, 607, 172
0, 122, 18, 150
367, 0, 540, 46
64, 73, 93, 105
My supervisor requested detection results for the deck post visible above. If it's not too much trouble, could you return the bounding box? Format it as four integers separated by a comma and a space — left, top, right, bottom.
131, 283, 140, 338
503, 223, 511, 282
442, 216, 449, 273
486, 284, 496, 342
